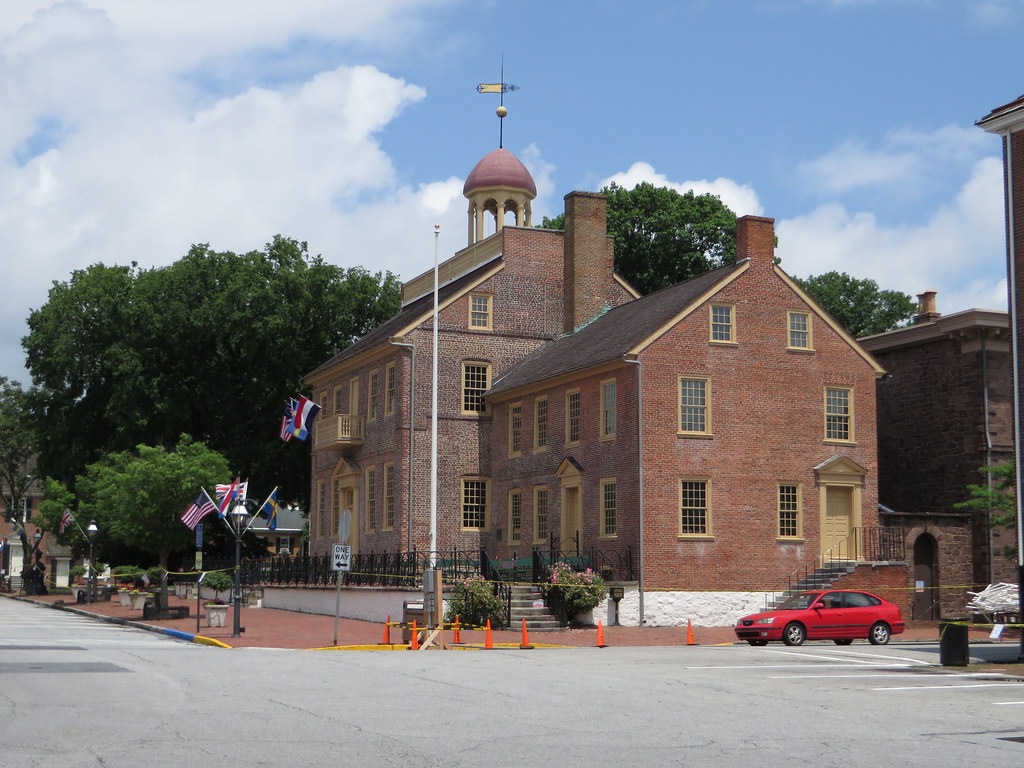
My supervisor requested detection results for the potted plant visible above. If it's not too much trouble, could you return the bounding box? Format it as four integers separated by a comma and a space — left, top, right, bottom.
128, 588, 153, 611
203, 571, 233, 627
541, 562, 608, 626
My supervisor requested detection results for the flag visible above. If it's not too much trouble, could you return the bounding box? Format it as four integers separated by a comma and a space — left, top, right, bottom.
290, 396, 321, 441
215, 478, 240, 518
181, 490, 216, 530
476, 82, 504, 93
12, 518, 25, 538
279, 399, 297, 442
260, 487, 280, 531
59, 509, 74, 533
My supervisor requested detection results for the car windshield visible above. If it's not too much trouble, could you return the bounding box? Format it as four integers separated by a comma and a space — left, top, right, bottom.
776, 592, 821, 610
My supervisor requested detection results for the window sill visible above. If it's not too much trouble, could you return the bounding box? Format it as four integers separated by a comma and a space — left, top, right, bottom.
776, 537, 806, 543
709, 340, 738, 347
598, 533, 618, 540
823, 439, 857, 447
786, 347, 815, 354
678, 432, 714, 439
678, 535, 715, 541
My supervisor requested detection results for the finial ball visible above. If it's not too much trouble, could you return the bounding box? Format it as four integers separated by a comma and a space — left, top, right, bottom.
496, 105, 508, 118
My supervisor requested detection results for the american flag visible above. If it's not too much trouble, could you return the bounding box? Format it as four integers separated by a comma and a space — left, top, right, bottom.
59, 509, 74, 533
181, 490, 217, 530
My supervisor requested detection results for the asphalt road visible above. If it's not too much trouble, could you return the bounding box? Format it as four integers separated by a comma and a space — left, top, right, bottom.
3, 598, 1024, 767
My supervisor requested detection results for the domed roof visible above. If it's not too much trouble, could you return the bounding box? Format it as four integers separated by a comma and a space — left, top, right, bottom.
463, 148, 537, 197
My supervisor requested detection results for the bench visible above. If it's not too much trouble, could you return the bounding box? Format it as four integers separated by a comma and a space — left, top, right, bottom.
142, 603, 190, 620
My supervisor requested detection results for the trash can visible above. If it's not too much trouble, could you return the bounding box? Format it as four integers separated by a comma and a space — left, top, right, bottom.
402, 601, 425, 643
939, 618, 969, 666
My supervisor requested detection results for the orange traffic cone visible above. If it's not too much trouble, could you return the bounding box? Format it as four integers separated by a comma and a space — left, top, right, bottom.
381, 615, 391, 645
596, 620, 607, 648
485, 619, 493, 649
410, 619, 419, 650
520, 618, 534, 649
453, 615, 462, 644
687, 620, 697, 646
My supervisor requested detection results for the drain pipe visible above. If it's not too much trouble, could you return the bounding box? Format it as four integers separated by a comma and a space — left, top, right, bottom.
623, 354, 645, 625
389, 337, 416, 553
981, 330, 996, 583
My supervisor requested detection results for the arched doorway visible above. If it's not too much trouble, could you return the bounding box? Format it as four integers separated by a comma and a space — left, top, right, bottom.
912, 533, 939, 620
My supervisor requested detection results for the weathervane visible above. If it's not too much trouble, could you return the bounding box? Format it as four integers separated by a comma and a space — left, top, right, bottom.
477, 61, 518, 148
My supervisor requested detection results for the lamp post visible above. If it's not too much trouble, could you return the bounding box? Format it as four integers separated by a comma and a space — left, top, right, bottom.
85, 521, 98, 604
228, 502, 252, 638
25, 530, 42, 595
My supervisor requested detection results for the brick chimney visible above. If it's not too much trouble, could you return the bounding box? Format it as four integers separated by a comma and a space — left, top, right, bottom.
913, 289, 940, 324
735, 215, 776, 268
563, 191, 614, 333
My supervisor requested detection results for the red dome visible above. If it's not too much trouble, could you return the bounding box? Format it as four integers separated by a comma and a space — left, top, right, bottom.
463, 148, 537, 197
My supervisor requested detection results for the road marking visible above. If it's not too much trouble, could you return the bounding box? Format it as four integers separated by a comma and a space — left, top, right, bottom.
994, 701, 1024, 706
875, 683, 1024, 691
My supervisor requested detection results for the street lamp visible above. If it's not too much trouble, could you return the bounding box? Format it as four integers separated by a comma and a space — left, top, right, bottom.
85, 521, 98, 605
227, 503, 252, 638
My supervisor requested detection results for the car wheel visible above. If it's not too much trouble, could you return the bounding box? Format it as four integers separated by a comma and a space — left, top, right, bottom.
868, 622, 891, 645
833, 638, 853, 645
782, 622, 806, 646
747, 640, 768, 646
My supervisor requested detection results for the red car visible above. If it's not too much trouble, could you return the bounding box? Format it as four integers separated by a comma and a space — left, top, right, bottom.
735, 589, 905, 646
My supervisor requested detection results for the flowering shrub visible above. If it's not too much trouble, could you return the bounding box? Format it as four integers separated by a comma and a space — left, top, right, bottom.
444, 577, 506, 628
542, 562, 607, 621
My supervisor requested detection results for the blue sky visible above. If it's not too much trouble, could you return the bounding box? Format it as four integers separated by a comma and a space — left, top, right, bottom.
1, 0, 1021, 384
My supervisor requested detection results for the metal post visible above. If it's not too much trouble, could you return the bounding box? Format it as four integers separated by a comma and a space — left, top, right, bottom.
232, 529, 243, 638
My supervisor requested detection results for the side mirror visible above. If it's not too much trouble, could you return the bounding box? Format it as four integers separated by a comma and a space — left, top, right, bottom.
812, 601, 826, 610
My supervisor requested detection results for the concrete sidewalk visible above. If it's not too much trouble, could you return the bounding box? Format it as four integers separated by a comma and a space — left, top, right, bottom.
7, 590, 1004, 650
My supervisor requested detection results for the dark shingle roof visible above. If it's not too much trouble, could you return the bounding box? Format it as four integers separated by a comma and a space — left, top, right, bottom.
487, 261, 746, 397
306, 258, 502, 378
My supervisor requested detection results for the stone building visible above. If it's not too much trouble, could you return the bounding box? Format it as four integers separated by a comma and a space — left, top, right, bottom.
860, 293, 1014, 618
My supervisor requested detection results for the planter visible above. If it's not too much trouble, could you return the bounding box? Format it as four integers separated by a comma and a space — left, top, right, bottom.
129, 593, 150, 611
206, 604, 229, 627
119, 591, 132, 607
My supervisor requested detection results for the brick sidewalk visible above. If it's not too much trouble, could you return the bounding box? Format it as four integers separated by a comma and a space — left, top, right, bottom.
5, 591, 1000, 650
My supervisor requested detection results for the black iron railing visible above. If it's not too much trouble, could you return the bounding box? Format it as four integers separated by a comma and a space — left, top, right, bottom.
480, 548, 512, 627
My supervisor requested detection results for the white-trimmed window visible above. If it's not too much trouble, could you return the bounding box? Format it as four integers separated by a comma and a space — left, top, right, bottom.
778, 483, 801, 538
825, 386, 853, 442
462, 478, 489, 530
385, 362, 397, 415
317, 480, 327, 538
509, 402, 523, 456
462, 362, 491, 413
679, 377, 710, 435
333, 385, 345, 415
601, 479, 617, 537
787, 311, 812, 350
710, 304, 735, 343
566, 389, 581, 445
364, 466, 376, 532
367, 369, 379, 422
508, 489, 522, 544
534, 397, 548, 451
680, 478, 711, 536
534, 486, 549, 543
600, 379, 617, 440
469, 293, 493, 330
383, 463, 395, 530
349, 378, 360, 417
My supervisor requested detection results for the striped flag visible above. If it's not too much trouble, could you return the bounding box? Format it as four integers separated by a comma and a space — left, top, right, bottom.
290, 396, 321, 441
12, 518, 25, 538
181, 490, 217, 530
59, 509, 74, 533
215, 478, 240, 517
280, 399, 296, 442
260, 487, 280, 531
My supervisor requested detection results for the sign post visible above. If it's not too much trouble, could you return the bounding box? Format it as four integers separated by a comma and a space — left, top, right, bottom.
332, 509, 352, 646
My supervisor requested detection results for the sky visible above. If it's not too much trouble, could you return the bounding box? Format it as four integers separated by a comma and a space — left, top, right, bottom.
1, 0, 1022, 385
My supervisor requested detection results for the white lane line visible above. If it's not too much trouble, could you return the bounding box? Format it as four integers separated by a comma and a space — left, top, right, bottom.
875, 683, 1024, 691
691, 663, 916, 670
994, 701, 1024, 706
766, 649, 929, 666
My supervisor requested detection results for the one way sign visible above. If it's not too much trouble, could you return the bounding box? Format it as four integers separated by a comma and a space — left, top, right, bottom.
332, 544, 352, 572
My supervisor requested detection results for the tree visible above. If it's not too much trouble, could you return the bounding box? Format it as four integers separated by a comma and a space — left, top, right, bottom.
0, 378, 39, 584
794, 272, 914, 337
541, 182, 738, 295
23, 236, 401, 506
47, 435, 231, 569
956, 462, 1017, 560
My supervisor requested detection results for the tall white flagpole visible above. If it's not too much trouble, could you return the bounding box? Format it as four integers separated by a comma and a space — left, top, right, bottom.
430, 225, 440, 568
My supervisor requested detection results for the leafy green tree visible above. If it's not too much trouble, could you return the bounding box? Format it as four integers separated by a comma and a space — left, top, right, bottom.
49, 435, 231, 569
794, 272, 914, 337
956, 463, 1017, 560
24, 237, 400, 506
0, 378, 39, 582
541, 182, 738, 295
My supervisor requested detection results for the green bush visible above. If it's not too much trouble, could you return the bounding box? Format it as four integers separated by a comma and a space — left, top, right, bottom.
203, 571, 233, 596
543, 562, 607, 621
444, 577, 506, 628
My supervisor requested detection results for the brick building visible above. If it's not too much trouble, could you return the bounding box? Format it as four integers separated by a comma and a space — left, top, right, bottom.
305, 147, 900, 625
860, 293, 1014, 619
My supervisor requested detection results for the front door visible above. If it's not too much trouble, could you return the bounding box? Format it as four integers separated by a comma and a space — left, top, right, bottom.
823, 486, 855, 560
912, 533, 938, 620
561, 485, 582, 552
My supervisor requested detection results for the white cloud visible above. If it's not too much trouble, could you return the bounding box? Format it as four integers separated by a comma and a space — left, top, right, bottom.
599, 161, 765, 217
776, 156, 1007, 313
